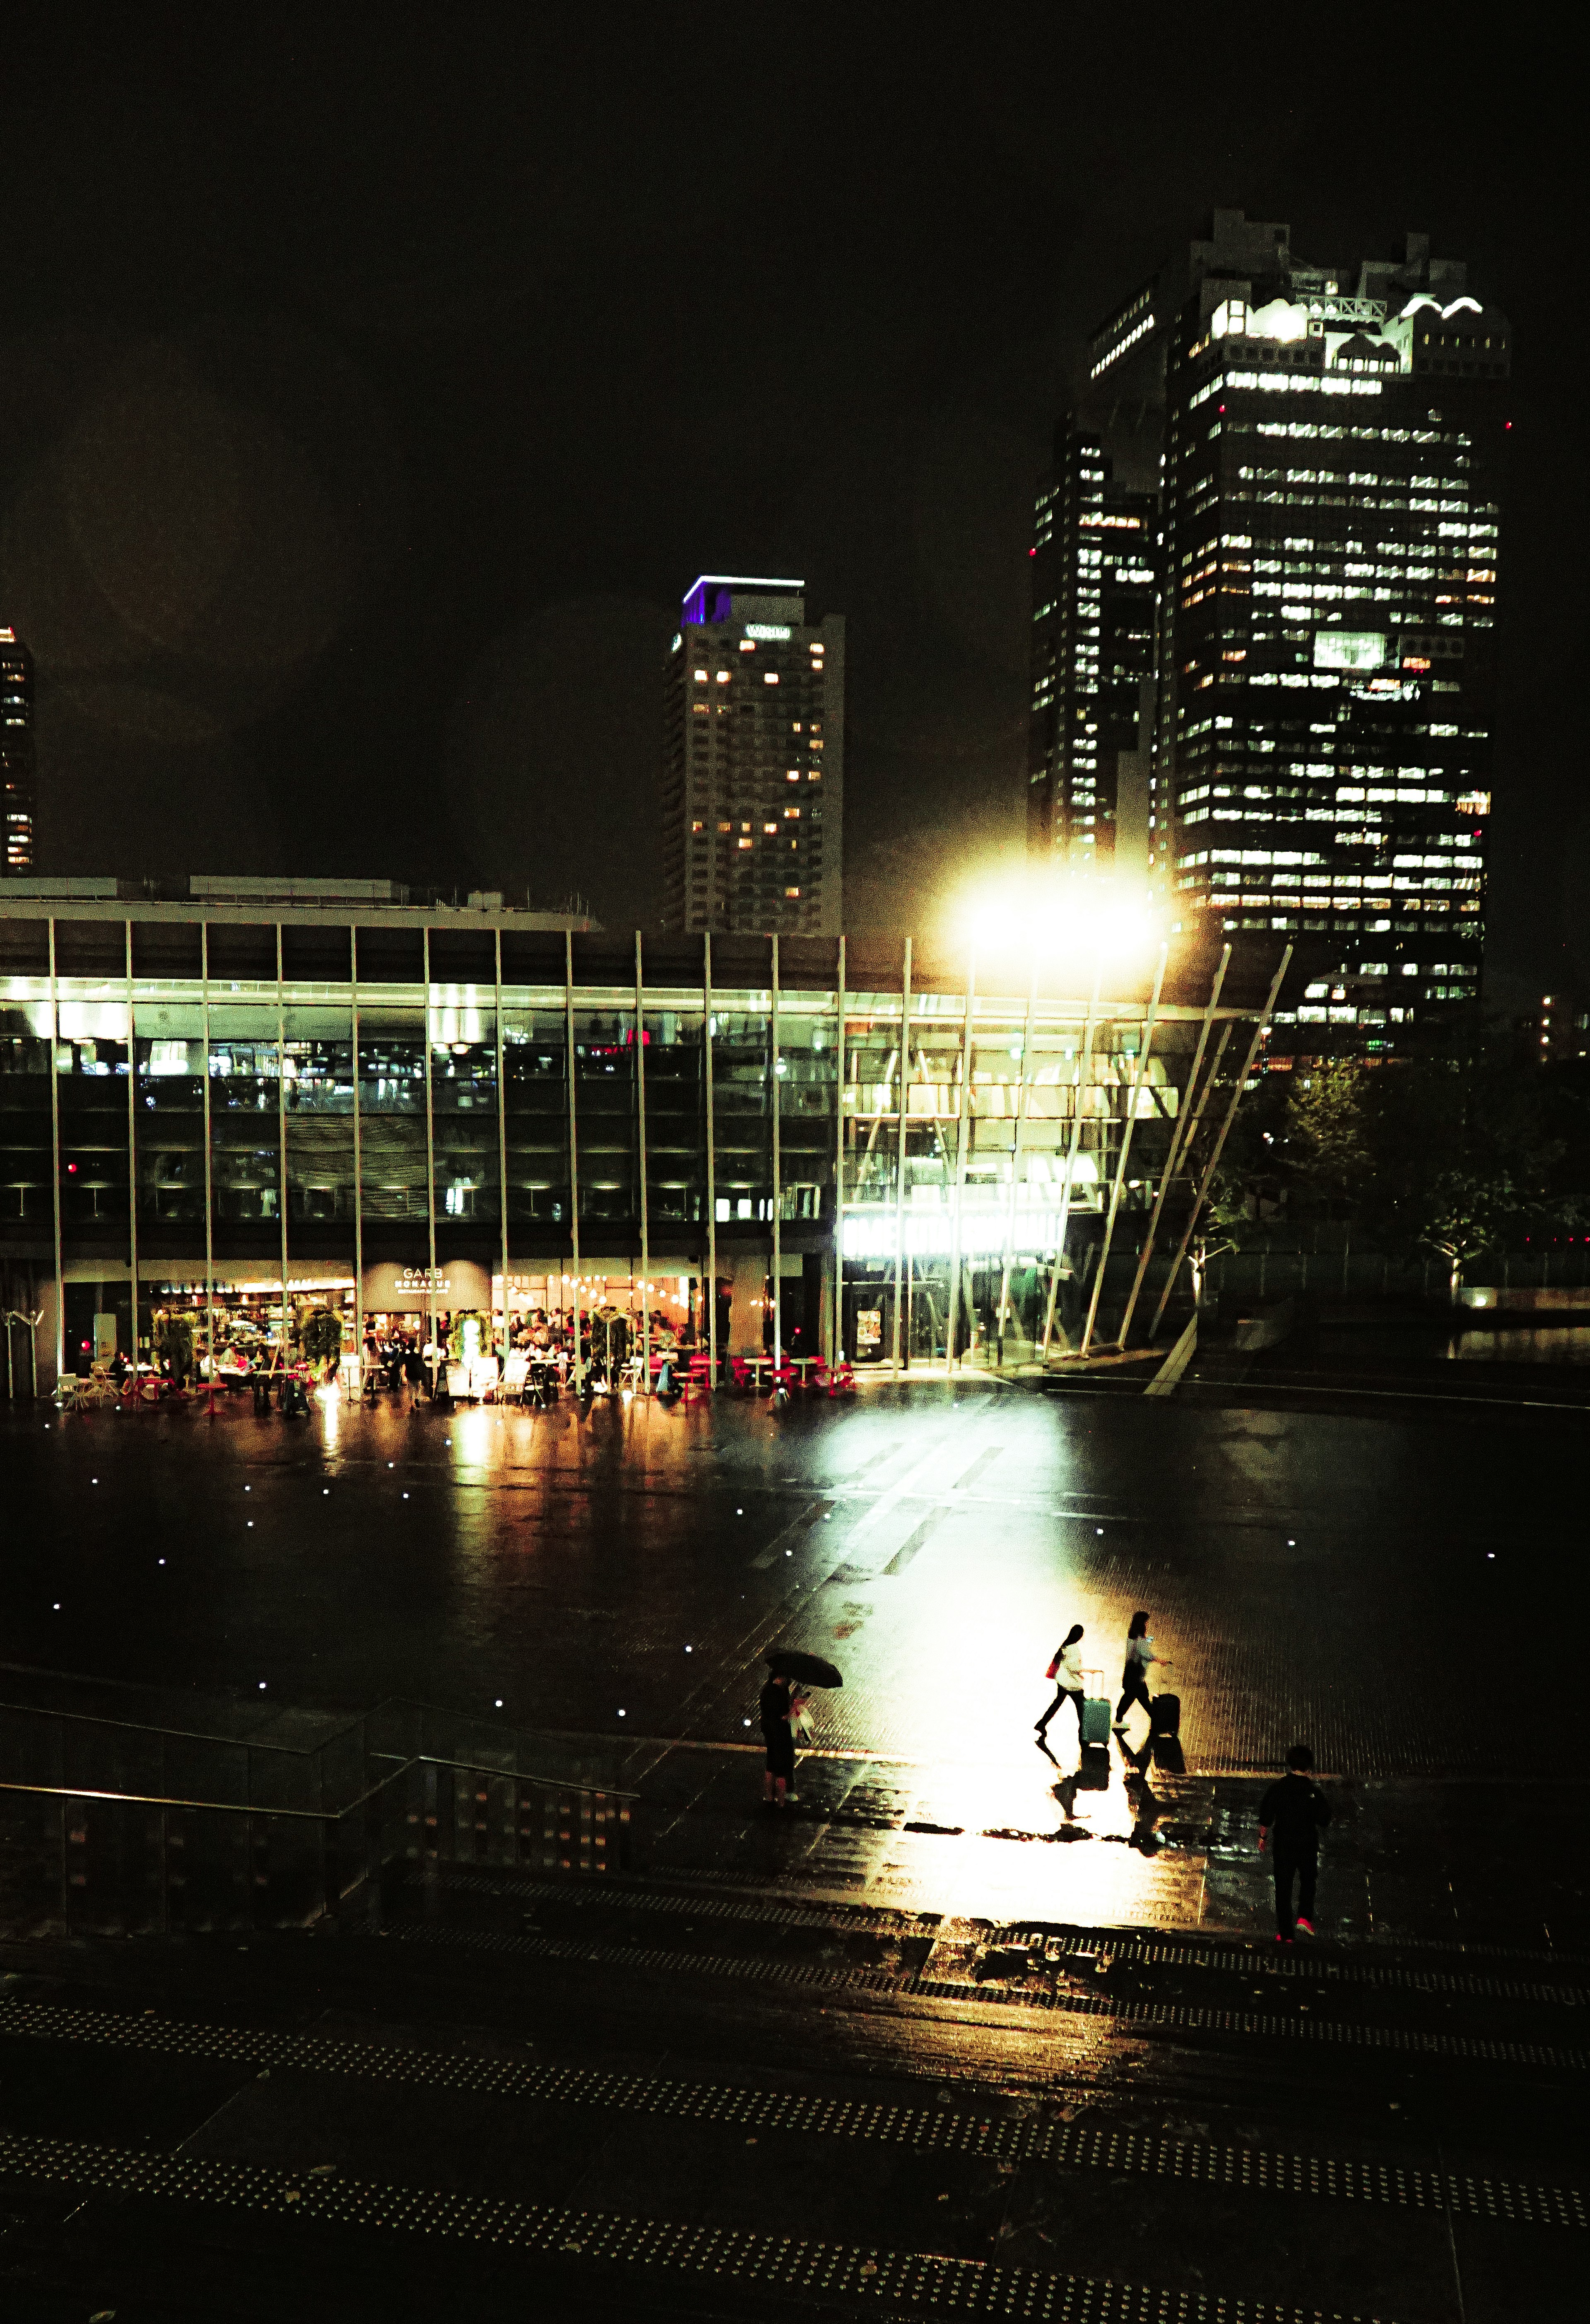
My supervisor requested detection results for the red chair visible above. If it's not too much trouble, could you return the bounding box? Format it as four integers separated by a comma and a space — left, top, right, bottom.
813, 1359, 856, 1397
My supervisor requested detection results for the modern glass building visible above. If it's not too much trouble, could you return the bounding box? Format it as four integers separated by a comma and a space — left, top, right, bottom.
1035, 212, 1507, 1057
0, 886, 1283, 1390
1027, 422, 1159, 869
1156, 214, 1504, 1052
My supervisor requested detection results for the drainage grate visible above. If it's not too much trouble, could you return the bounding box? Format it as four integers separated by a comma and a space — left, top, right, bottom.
1, 2000, 1581, 2231
0, 2125, 1402, 2320
984, 1928, 1588, 2013
377, 1921, 1590, 2074
912, 1977, 1590, 2074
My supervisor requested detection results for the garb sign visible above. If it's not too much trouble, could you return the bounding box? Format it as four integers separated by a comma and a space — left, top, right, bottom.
361, 1262, 491, 1313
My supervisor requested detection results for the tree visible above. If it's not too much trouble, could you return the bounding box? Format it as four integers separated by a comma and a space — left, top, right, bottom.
1414, 1166, 1524, 1305
1360, 1024, 1570, 1300
1284, 1060, 1371, 1208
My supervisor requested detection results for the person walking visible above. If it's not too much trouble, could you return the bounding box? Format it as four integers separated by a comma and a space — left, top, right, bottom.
1114, 1611, 1169, 1731
759, 1671, 796, 1808
1036, 1623, 1087, 1745
1259, 1743, 1332, 1942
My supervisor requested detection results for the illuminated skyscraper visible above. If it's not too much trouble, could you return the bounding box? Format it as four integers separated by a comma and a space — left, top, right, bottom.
0, 628, 35, 874
1027, 422, 1159, 872
661, 576, 844, 936
1154, 214, 1508, 1049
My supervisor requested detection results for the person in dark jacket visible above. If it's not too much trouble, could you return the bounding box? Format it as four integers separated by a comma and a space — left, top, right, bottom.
759, 1674, 795, 1807
1114, 1611, 1169, 1730
1259, 1742, 1332, 1941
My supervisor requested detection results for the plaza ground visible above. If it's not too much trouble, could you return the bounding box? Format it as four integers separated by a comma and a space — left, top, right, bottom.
0, 1374, 1583, 2319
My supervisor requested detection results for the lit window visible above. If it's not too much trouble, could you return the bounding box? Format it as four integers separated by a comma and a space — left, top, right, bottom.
693, 669, 707, 682
739, 641, 756, 653
715, 671, 730, 684
784, 806, 800, 817
691, 819, 704, 832
717, 821, 732, 833
737, 838, 753, 850
764, 673, 779, 685
763, 822, 778, 833
785, 886, 801, 898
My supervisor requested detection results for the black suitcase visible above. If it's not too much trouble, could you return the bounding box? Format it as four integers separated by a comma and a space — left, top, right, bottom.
1149, 1691, 1180, 1740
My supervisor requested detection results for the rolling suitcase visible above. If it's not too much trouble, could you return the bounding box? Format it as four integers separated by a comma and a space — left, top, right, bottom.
1149, 1691, 1181, 1740
1081, 1669, 1112, 1748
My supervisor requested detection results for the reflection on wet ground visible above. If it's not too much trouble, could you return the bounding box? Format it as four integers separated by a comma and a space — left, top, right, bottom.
1446, 1324, 1590, 1363
1, 1380, 1585, 2323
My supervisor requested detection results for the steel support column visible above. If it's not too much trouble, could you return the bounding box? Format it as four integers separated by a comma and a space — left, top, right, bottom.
771, 936, 782, 1372
1116, 943, 1230, 1351
276, 926, 289, 1375
494, 929, 508, 1361
1039, 963, 1103, 1363
1081, 944, 1167, 1358
423, 926, 439, 1385
564, 930, 583, 1396
1150, 946, 1292, 1337
47, 918, 62, 1388
703, 932, 717, 1385
996, 964, 1039, 1369
200, 924, 216, 1409
945, 951, 976, 1370
831, 935, 845, 1372
351, 930, 364, 1386
124, 921, 139, 1370
634, 931, 650, 1390
889, 936, 912, 1380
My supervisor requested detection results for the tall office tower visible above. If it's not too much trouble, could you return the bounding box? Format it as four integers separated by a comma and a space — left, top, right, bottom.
0, 628, 36, 874
1027, 423, 1160, 872
661, 576, 844, 936
1154, 212, 1507, 1050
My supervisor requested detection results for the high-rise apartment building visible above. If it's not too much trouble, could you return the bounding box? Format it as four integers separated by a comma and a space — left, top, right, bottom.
661, 576, 844, 936
1027, 423, 1159, 871
0, 628, 36, 874
1035, 213, 1508, 1052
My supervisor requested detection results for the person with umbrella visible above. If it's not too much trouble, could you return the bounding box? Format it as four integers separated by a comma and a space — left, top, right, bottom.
761, 1650, 842, 1809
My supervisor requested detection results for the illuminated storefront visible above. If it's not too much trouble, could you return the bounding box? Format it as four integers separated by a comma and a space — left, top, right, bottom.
0, 896, 1283, 1388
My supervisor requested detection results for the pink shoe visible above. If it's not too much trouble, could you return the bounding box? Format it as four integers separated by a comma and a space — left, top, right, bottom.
1295, 1917, 1315, 1936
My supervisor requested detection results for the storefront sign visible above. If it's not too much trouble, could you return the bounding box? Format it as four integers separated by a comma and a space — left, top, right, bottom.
363, 1261, 490, 1312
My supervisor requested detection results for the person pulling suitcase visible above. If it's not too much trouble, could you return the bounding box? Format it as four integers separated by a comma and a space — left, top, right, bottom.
1114, 1611, 1171, 1734
1036, 1625, 1087, 1745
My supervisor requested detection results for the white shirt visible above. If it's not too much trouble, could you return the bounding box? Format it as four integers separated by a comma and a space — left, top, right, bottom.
1053, 1643, 1085, 1690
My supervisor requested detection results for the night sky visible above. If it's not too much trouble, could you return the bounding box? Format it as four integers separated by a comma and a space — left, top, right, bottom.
0, 17, 1577, 1002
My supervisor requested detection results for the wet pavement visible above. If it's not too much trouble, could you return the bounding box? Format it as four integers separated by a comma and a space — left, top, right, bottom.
1, 1378, 1586, 2317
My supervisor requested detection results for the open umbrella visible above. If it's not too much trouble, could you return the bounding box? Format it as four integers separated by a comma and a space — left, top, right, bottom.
765, 1649, 843, 1689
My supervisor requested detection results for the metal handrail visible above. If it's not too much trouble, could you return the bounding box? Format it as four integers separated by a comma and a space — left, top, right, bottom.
0, 1690, 629, 1782
0, 1693, 338, 1760
0, 1750, 637, 1825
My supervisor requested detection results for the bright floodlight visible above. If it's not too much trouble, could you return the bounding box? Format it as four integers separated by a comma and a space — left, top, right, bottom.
958, 869, 1162, 964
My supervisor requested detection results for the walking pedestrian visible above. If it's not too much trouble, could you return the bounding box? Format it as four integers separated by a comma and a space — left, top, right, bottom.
1114, 1611, 1169, 1731
759, 1671, 796, 1808
1035, 1623, 1087, 1744
1259, 1743, 1332, 1942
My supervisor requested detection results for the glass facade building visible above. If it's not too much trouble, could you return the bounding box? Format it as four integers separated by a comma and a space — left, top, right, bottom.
1032, 212, 1508, 1057
1027, 424, 1159, 869
0, 900, 1282, 1389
